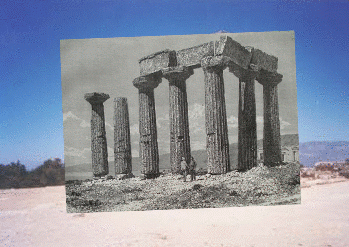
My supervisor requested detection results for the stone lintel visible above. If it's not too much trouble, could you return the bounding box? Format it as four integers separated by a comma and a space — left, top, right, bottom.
219, 37, 255, 80
201, 55, 232, 71
133, 74, 162, 90
256, 70, 283, 86
161, 66, 194, 81
217, 36, 252, 70
139, 49, 177, 76
84, 92, 110, 104
176, 41, 215, 69
251, 48, 278, 73
177, 36, 252, 70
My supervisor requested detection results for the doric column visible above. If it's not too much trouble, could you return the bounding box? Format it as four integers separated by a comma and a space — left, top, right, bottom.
201, 56, 230, 174
133, 74, 161, 178
230, 64, 259, 171
238, 77, 257, 171
114, 97, 132, 175
162, 66, 193, 173
257, 71, 283, 167
84, 92, 110, 177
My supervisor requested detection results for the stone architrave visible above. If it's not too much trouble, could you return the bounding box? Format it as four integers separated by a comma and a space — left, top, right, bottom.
84, 92, 110, 177
114, 97, 132, 175
162, 66, 193, 173
176, 36, 251, 70
139, 50, 177, 76
257, 70, 283, 167
133, 74, 161, 178
201, 56, 230, 174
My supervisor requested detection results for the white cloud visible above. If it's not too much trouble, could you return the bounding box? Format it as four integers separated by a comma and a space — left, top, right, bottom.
280, 117, 291, 129
191, 140, 206, 151
132, 149, 139, 157
227, 115, 238, 129
130, 124, 139, 135
189, 103, 205, 119
157, 114, 169, 129
105, 121, 113, 131
63, 111, 78, 121
257, 115, 291, 130
63, 111, 90, 128
63, 111, 114, 130
188, 103, 205, 134
64, 146, 90, 158
257, 116, 264, 125
80, 120, 90, 128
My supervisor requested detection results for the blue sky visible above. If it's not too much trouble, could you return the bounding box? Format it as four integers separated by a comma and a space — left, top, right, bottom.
1, 0, 348, 169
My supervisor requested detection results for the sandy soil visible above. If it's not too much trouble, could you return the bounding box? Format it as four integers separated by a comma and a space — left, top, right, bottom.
1, 178, 349, 246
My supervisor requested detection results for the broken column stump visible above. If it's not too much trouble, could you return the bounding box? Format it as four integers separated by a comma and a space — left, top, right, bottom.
84, 92, 110, 177
133, 74, 161, 178
202, 56, 230, 174
162, 66, 193, 173
114, 97, 132, 175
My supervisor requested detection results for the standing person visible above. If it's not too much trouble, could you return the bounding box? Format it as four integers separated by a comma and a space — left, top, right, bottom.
180, 157, 188, 182
189, 156, 197, 181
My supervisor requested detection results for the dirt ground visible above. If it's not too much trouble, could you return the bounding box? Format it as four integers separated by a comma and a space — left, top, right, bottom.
1, 176, 349, 246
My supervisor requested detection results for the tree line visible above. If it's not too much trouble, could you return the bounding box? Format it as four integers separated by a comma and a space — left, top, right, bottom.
0, 158, 65, 189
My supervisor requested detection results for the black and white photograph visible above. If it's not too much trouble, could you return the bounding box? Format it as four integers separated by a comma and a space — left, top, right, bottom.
61, 31, 300, 213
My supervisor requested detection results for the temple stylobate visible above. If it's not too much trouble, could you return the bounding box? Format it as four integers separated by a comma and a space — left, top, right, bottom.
133, 36, 283, 178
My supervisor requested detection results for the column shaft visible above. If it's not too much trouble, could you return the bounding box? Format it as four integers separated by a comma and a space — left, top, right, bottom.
85, 93, 110, 177
263, 84, 281, 166
238, 78, 257, 171
169, 80, 191, 173
204, 65, 230, 174
114, 97, 132, 175
138, 87, 159, 177
163, 67, 192, 173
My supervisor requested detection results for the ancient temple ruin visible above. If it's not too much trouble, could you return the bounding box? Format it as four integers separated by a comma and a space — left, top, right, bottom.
133, 36, 283, 177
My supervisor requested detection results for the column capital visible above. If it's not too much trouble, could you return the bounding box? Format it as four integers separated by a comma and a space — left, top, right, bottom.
161, 66, 194, 82
229, 63, 260, 81
133, 73, 162, 90
84, 92, 110, 104
114, 97, 127, 103
201, 55, 232, 72
256, 70, 283, 86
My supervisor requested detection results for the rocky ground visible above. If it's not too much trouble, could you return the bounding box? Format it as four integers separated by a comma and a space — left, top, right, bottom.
66, 163, 301, 213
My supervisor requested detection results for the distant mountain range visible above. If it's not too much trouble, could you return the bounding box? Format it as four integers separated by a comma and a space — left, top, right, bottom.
65, 134, 349, 180
299, 141, 349, 167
